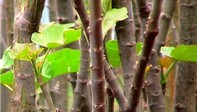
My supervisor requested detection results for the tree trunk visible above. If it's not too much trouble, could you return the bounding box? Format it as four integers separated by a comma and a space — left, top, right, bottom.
0, 0, 14, 112
12, 0, 45, 112
112, 0, 137, 99
174, 0, 197, 112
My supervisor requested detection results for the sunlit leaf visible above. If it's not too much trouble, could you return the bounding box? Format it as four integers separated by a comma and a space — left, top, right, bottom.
160, 46, 175, 57
136, 42, 143, 56
41, 48, 80, 82
171, 45, 197, 62
102, 7, 128, 37
8, 43, 43, 61
105, 40, 121, 67
31, 23, 79, 48
0, 70, 14, 87
0, 47, 14, 70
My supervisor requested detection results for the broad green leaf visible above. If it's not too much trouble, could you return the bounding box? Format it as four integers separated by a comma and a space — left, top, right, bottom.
171, 45, 197, 62
136, 42, 143, 56
41, 48, 80, 82
0, 47, 14, 70
101, 0, 112, 14
160, 46, 175, 57
8, 43, 43, 61
0, 70, 14, 87
64, 29, 81, 45
31, 23, 79, 48
102, 7, 128, 37
106, 40, 120, 67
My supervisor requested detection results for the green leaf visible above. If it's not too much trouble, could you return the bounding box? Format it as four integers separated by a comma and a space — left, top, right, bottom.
0, 47, 14, 70
41, 48, 80, 82
136, 42, 143, 56
160, 46, 175, 57
101, 0, 112, 14
102, 7, 128, 37
105, 40, 121, 67
8, 43, 43, 61
0, 70, 14, 87
64, 29, 81, 45
31, 23, 79, 48
171, 45, 197, 62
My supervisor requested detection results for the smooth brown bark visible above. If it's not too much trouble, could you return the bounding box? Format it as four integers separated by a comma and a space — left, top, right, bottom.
89, 0, 105, 111
174, 0, 197, 112
12, 0, 45, 112
112, 0, 137, 99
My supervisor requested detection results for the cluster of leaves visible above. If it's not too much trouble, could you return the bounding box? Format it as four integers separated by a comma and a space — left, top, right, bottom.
0, 7, 129, 90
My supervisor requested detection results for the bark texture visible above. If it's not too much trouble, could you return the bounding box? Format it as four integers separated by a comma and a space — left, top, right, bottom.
174, 0, 197, 112
146, 0, 178, 111
12, 0, 45, 112
89, 0, 105, 111
0, 3, 14, 112
112, 0, 137, 99
131, 0, 142, 42
71, 31, 91, 112
136, 0, 151, 35
128, 0, 162, 111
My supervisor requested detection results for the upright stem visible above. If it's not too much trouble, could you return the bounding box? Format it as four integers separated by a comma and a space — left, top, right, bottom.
89, 1, 105, 111
128, 0, 163, 111
136, 0, 151, 35
112, 0, 137, 99
13, 1, 45, 111
31, 60, 56, 112
131, 0, 142, 42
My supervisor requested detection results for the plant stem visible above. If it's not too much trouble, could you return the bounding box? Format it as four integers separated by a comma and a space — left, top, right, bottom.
128, 0, 163, 111
31, 60, 56, 112
89, 0, 105, 111
164, 60, 177, 80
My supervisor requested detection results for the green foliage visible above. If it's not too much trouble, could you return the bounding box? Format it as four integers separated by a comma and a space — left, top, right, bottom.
101, 0, 112, 14
41, 48, 80, 82
0, 70, 14, 90
160, 46, 175, 57
105, 40, 121, 67
102, 7, 128, 37
8, 43, 44, 61
136, 42, 143, 56
31, 23, 80, 48
161, 45, 197, 62
0, 47, 14, 71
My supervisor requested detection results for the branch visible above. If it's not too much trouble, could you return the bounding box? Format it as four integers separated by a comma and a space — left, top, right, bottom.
128, 0, 163, 111
89, 0, 105, 111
